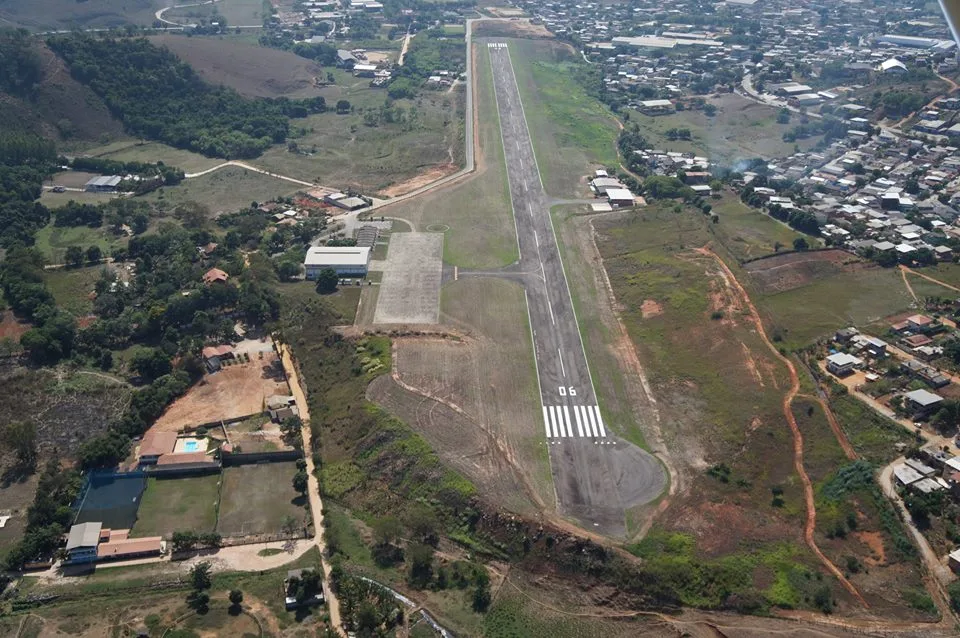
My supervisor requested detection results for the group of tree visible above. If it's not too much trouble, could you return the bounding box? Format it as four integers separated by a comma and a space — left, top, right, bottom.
3, 456, 82, 570
0, 29, 43, 96
642, 175, 694, 200
665, 127, 692, 141
47, 35, 326, 159
767, 204, 820, 235
171, 530, 223, 553
186, 562, 213, 612
0, 132, 56, 247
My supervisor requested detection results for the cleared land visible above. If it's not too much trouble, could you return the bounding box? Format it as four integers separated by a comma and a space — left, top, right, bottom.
44, 266, 107, 316
150, 35, 328, 99
373, 232, 443, 324
0, 474, 39, 562
34, 223, 119, 265
626, 93, 821, 162
711, 193, 819, 262
130, 474, 220, 537
381, 43, 515, 269
150, 352, 289, 432
368, 276, 551, 516
143, 165, 301, 212
216, 462, 310, 536
507, 38, 620, 197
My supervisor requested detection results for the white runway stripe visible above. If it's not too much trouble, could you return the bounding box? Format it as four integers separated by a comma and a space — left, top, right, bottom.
543, 405, 607, 439
573, 405, 584, 437
592, 406, 607, 438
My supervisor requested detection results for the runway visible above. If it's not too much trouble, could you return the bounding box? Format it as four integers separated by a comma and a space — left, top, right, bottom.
485, 42, 665, 536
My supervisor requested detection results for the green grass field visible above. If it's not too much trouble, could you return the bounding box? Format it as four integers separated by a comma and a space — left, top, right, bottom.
86, 140, 222, 174
756, 268, 915, 350
144, 165, 301, 212
507, 38, 619, 197
216, 462, 310, 536
382, 44, 516, 269
624, 93, 821, 162
131, 474, 220, 537
33, 223, 119, 264
43, 266, 108, 316
0, 0, 163, 30
711, 193, 818, 262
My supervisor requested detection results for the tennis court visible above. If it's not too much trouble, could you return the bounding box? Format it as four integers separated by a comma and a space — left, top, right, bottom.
74, 473, 147, 530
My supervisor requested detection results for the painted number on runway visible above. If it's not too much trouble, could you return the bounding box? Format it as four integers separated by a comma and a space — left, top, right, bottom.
542, 405, 607, 439
558, 386, 576, 397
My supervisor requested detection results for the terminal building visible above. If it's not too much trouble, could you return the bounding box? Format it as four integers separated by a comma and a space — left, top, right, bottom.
304, 246, 372, 278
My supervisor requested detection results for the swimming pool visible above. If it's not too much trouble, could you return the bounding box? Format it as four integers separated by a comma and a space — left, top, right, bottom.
183, 440, 200, 452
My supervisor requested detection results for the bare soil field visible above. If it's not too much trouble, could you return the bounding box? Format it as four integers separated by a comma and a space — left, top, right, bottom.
473, 19, 553, 39
744, 249, 866, 295
367, 277, 553, 517
150, 354, 289, 432
149, 35, 327, 99
0, 310, 31, 342
378, 163, 459, 197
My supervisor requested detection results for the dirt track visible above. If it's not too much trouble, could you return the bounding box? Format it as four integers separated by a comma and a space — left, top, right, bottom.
696, 247, 867, 606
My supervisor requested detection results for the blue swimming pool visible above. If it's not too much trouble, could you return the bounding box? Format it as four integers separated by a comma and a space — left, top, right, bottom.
183, 440, 200, 452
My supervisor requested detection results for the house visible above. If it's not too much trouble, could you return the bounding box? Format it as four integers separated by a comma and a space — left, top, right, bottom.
138, 430, 178, 465
903, 334, 934, 349
304, 246, 372, 278
606, 188, 636, 207
638, 99, 674, 115
267, 395, 299, 422
904, 457, 937, 478
198, 242, 218, 257
834, 327, 859, 343
907, 314, 935, 332
284, 568, 324, 610
826, 352, 861, 376
84, 176, 122, 193
353, 63, 378, 77
336, 49, 357, 68
949, 548, 960, 574
202, 268, 229, 285
202, 344, 235, 373
904, 388, 944, 415
894, 464, 923, 486
65, 522, 104, 563
97, 529, 163, 562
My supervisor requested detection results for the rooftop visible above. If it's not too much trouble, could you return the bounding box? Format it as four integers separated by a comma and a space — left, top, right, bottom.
304, 246, 372, 267
66, 522, 103, 551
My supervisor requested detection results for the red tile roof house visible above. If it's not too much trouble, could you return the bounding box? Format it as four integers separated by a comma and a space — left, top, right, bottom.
137, 431, 177, 465
202, 268, 229, 284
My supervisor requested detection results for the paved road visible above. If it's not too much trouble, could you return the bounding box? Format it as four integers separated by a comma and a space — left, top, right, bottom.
485, 42, 664, 536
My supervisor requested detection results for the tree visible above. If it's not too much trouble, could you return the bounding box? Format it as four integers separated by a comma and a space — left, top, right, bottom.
277, 260, 301, 282
336, 99, 351, 114
472, 580, 492, 612
2, 421, 37, 474
65, 245, 84, 267
190, 561, 212, 590
85, 245, 102, 264
372, 515, 403, 566
315, 268, 338, 294
407, 543, 434, 589
172, 530, 199, 553
703, 103, 717, 116
281, 415, 303, 436
129, 346, 173, 381
793, 237, 809, 251
187, 589, 210, 612
228, 589, 243, 607
293, 470, 309, 496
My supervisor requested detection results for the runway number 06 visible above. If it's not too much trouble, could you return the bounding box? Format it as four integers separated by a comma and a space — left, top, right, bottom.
558, 386, 577, 397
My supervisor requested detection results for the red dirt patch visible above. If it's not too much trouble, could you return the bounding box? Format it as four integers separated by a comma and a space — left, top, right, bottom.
640, 299, 663, 319
854, 530, 887, 566
0, 311, 31, 342
379, 163, 459, 197
670, 501, 799, 557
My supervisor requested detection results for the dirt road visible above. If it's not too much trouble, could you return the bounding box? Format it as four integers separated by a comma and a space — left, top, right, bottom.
901, 264, 960, 294
696, 247, 867, 606
278, 342, 344, 635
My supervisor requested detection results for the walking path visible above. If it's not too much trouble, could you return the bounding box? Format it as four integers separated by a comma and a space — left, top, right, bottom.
278, 342, 344, 635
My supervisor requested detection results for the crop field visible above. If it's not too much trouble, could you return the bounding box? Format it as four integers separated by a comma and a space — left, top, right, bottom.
217, 462, 310, 536
711, 193, 817, 262
86, 139, 222, 173
130, 474, 220, 537
144, 165, 301, 212
368, 276, 550, 516
507, 38, 619, 198
625, 93, 821, 162
150, 352, 289, 432
382, 44, 515, 269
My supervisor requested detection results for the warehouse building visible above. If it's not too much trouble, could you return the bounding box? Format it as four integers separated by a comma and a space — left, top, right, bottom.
304, 246, 372, 278
84, 175, 122, 192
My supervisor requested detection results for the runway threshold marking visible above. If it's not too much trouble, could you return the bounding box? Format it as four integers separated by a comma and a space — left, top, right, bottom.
542, 405, 607, 439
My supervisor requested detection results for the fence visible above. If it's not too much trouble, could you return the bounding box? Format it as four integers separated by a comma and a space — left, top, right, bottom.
221, 449, 301, 466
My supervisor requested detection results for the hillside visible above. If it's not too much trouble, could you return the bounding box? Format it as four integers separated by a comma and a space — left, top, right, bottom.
0, 42, 125, 147
149, 35, 327, 99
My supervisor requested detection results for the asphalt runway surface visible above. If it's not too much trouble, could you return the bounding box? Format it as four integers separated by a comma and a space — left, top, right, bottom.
484, 42, 665, 536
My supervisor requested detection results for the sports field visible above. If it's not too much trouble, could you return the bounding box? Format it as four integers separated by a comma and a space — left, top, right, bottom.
216, 462, 310, 536
130, 474, 219, 537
